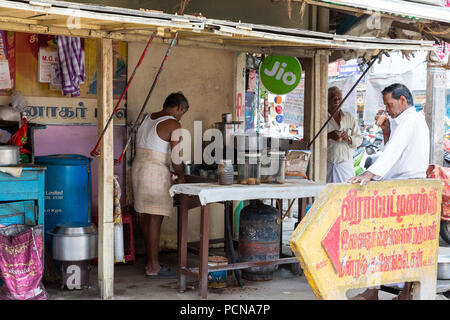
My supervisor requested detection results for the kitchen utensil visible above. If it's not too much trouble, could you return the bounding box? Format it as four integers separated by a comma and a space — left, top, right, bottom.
218, 159, 233, 185
183, 160, 191, 175
0, 106, 21, 122
49, 222, 98, 261
238, 153, 261, 185
222, 113, 232, 123
0, 145, 20, 166
261, 151, 286, 184
437, 254, 450, 279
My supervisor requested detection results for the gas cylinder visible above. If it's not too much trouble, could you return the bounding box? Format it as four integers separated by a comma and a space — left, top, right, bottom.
238, 200, 280, 280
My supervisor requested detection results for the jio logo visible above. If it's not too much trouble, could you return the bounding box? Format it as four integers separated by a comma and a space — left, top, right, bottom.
259, 55, 302, 95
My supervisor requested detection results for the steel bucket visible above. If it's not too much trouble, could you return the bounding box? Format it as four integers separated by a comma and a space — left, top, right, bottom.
0, 145, 20, 166
437, 254, 450, 280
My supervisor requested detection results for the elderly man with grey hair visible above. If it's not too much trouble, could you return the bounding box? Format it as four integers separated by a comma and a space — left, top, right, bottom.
326, 86, 362, 183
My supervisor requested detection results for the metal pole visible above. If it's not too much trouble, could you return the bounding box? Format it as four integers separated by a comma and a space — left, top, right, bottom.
115, 32, 178, 165
307, 50, 383, 149
91, 33, 156, 157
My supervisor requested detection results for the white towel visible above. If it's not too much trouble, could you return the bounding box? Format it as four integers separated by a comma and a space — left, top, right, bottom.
0, 166, 22, 178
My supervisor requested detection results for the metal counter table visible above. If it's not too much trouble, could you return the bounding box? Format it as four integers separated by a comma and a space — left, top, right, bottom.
169, 179, 326, 298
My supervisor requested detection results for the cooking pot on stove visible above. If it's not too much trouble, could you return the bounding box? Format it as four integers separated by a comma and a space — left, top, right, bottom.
0, 145, 20, 166
49, 222, 98, 261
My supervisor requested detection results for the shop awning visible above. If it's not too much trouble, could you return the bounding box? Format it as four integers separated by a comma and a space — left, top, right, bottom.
0, 0, 435, 52
308, 0, 450, 24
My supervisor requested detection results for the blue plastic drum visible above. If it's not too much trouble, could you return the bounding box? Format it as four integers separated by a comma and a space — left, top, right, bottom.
35, 154, 92, 244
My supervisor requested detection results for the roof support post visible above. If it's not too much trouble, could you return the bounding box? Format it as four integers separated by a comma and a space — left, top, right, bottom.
317, 7, 329, 33
233, 52, 246, 125
307, 50, 329, 183
97, 38, 115, 300
425, 63, 447, 166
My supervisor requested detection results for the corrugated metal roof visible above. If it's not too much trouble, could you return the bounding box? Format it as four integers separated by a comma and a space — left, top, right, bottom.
0, 0, 435, 52
310, 0, 450, 24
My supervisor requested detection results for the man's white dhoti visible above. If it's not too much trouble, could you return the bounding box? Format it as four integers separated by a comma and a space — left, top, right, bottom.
326, 160, 354, 183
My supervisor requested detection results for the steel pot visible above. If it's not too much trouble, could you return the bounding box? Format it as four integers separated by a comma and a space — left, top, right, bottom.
49, 222, 98, 261
0, 145, 20, 166
222, 113, 232, 123
0, 106, 21, 122
437, 254, 450, 280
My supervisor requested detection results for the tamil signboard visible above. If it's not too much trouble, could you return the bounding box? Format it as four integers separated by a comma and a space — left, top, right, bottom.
433, 41, 450, 63
290, 180, 442, 300
0, 96, 126, 125
328, 61, 340, 77
283, 73, 305, 127
338, 64, 366, 84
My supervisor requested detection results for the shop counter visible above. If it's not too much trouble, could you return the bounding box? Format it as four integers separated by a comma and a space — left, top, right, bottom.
169, 179, 326, 298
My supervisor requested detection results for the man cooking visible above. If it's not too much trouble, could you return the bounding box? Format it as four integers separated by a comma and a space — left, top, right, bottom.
327, 86, 363, 183
132, 92, 189, 278
348, 83, 430, 300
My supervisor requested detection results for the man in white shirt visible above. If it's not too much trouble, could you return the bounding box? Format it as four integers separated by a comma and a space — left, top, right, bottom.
327, 86, 363, 183
348, 83, 430, 300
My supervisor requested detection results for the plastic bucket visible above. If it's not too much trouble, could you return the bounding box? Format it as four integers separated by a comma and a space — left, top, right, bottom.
208, 256, 228, 288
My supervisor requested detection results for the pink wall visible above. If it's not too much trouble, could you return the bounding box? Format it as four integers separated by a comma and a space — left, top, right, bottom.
33, 125, 127, 217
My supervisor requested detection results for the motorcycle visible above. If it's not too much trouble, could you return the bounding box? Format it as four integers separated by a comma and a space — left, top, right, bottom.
353, 131, 381, 176
353, 148, 366, 176
444, 136, 450, 168
427, 164, 450, 245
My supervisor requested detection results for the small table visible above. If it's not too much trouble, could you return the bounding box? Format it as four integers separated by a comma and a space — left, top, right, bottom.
0, 165, 46, 226
0, 165, 46, 266
169, 179, 326, 298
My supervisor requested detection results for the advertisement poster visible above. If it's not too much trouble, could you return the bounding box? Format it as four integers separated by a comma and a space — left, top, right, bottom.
283, 73, 305, 127
5, 31, 15, 93
10, 32, 128, 124
245, 91, 255, 131
0, 60, 11, 90
259, 55, 302, 95
0, 31, 11, 90
38, 35, 59, 83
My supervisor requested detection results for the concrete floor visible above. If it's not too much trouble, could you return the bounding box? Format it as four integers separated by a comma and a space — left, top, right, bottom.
46, 253, 316, 300
44, 215, 450, 300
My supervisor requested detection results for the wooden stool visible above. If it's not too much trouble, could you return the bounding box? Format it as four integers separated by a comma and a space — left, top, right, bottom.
121, 213, 135, 264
